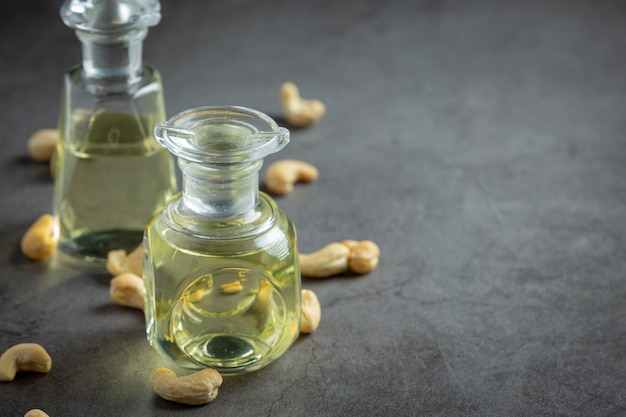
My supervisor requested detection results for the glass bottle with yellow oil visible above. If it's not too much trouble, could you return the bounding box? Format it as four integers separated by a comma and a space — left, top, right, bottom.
145, 106, 301, 374
54, 0, 177, 261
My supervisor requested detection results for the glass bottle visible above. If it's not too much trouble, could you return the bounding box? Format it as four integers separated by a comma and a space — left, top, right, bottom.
145, 106, 301, 374
54, 0, 177, 262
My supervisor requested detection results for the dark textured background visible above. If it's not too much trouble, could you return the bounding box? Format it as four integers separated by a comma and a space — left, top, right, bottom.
2, 0, 626, 416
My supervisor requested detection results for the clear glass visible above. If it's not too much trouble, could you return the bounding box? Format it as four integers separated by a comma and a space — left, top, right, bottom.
144, 106, 301, 374
54, 0, 177, 262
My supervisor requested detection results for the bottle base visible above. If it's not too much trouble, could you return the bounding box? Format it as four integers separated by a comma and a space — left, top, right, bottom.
59, 229, 144, 262
155, 333, 275, 375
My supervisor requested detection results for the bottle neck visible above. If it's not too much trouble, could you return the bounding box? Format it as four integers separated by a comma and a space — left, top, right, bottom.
76, 28, 147, 86
180, 159, 263, 218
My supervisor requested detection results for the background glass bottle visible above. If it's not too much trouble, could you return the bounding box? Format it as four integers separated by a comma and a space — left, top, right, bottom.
145, 106, 301, 374
54, 0, 177, 261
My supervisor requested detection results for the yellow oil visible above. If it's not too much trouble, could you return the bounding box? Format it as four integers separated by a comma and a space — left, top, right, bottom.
144, 195, 301, 374
54, 111, 177, 260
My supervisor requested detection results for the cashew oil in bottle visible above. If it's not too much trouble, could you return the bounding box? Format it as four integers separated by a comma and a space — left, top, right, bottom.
144, 107, 301, 375
54, 0, 177, 261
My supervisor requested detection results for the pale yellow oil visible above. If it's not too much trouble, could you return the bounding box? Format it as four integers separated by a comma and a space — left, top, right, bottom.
54, 112, 177, 260
144, 198, 301, 374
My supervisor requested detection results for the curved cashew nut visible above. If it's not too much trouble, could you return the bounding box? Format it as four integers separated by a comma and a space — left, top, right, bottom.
300, 289, 321, 334
221, 280, 244, 294
265, 159, 319, 196
300, 240, 380, 278
280, 81, 326, 128
0, 343, 52, 382
299, 242, 350, 278
24, 410, 50, 417
106, 244, 143, 276
152, 367, 223, 405
28, 129, 58, 163
21, 214, 58, 261
110, 273, 145, 311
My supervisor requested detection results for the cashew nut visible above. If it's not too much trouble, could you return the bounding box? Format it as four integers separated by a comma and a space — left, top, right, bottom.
24, 410, 50, 417
110, 273, 145, 311
300, 289, 321, 334
345, 240, 380, 274
265, 159, 319, 196
299, 242, 350, 278
280, 81, 326, 127
152, 367, 223, 405
0, 343, 52, 382
27, 129, 58, 162
221, 280, 244, 294
106, 244, 143, 276
300, 240, 380, 277
21, 214, 58, 261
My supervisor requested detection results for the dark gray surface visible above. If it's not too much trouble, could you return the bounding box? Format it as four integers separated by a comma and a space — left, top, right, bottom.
2, 0, 626, 416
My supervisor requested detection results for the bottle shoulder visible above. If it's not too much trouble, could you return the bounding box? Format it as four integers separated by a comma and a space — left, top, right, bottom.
59, 63, 166, 154
148, 192, 295, 251
65, 64, 162, 96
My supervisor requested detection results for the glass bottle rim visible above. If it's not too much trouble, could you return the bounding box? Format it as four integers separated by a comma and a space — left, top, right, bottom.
154, 106, 290, 164
61, 0, 161, 34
